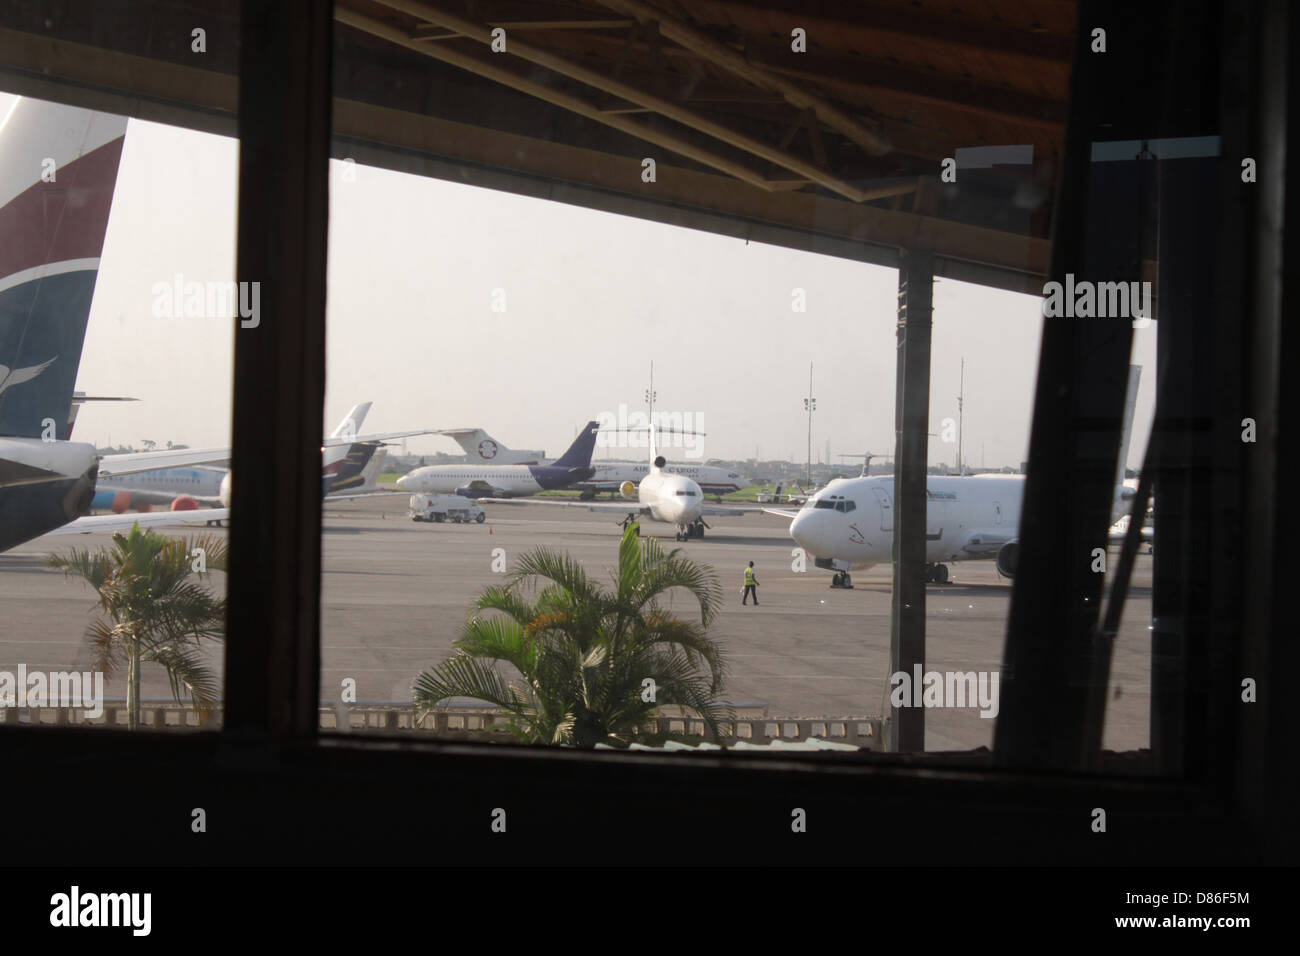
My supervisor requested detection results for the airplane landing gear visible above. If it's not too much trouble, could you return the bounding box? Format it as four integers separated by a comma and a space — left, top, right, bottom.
620, 514, 641, 535
924, 563, 950, 584
830, 571, 853, 588
677, 519, 708, 541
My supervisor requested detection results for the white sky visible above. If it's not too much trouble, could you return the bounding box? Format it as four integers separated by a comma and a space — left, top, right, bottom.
15, 100, 1155, 470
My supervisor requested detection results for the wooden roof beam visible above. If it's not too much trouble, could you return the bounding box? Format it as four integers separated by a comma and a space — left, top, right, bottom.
586, 0, 894, 157
338, 6, 797, 194
691, 0, 1074, 65
366, 0, 907, 201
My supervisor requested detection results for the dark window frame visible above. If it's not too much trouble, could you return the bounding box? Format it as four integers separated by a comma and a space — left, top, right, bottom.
0, 0, 1293, 863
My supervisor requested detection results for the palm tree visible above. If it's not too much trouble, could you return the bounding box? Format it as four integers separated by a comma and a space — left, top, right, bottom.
413, 522, 731, 748
47, 524, 228, 729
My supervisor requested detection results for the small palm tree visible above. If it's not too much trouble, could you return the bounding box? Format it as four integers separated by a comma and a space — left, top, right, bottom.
414, 522, 730, 748
48, 524, 227, 729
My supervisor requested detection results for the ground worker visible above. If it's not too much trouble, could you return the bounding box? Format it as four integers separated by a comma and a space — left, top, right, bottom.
742, 561, 759, 606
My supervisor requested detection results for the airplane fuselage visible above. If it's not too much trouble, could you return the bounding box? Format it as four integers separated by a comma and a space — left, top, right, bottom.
638, 467, 704, 527
396, 463, 594, 498
790, 475, 1026, 570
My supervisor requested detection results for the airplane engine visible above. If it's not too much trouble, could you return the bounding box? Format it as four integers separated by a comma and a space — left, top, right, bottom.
110, 491, 132, 514
995, 540, 1019, 579
170, 495, 199, 511
619, 480, 637, 498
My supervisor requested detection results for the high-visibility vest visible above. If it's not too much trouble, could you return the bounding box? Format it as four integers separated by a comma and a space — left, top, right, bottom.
744, 567, 756, 586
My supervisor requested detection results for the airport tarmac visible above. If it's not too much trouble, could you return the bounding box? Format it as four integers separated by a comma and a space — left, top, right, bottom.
0, 495, 1154, 753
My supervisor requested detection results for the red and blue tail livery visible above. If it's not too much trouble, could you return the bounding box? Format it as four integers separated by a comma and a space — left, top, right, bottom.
0, 97, 126, 439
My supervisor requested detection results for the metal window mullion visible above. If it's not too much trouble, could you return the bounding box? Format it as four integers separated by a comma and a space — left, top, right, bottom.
224, 0, 333, 738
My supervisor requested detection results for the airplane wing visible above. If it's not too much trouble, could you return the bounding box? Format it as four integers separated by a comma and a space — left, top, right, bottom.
760, 507, 801, 519
699, 503, 765, 516
474, 497, 651, 515
100, 427, 442, 475
325, 490, 407, 501
322, 429, 441, 447
98, 447, 232, 477
47, 508, 229, 535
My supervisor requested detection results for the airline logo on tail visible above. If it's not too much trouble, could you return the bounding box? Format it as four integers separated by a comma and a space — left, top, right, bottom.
0, 357, 56, 396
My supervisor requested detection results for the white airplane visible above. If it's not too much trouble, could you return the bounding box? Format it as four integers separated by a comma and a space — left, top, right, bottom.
43, 403, 436, 537
394, 422, 600, 499
481, 426, 759, 540
774, 366, 1149, 587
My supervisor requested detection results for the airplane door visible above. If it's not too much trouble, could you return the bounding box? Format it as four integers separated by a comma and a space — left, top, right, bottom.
872, 487, 893, 532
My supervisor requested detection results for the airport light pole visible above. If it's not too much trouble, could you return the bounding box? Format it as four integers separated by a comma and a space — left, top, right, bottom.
956, 357, 964, 476
803, 362, 816, 486
645, 360, 656, 422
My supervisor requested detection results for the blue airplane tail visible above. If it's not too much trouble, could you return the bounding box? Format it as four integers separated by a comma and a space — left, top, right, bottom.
552, 420, 600, 470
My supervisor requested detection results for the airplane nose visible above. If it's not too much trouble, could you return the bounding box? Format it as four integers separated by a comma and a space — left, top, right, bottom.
790, 510, 820, 552
396, 475, 410, 490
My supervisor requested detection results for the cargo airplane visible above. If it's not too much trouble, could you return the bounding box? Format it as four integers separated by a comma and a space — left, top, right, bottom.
769, 367, 1150, 587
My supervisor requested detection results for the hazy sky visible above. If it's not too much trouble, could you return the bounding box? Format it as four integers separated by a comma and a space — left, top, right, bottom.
13, 97, 1156, 469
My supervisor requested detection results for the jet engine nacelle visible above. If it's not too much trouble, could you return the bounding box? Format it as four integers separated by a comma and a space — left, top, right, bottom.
619, 480, 637, 499
110, 491, 132, 514
995, 539, 1019, 579
170, 495, 199, 511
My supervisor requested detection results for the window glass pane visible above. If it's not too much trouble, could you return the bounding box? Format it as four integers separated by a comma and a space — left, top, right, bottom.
0, 89, 237, 732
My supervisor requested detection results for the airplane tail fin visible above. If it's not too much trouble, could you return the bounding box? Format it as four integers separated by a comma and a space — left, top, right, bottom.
553, 420, 600, 470
436, 427, 546, 464
0, 98, 128, 438
324, 442, 379, 495
330, 402, 372, 440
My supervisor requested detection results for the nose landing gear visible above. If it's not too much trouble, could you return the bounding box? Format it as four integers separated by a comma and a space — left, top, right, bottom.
675, 518, 708, 541
924, 563, 950, 584
830, 572, 853, 589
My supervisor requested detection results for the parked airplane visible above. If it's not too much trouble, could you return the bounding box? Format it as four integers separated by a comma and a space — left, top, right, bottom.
771, 367, 1149, 587
481, 426, 759, 540
54, 403, 430, 534
395, 422, 600, 498
90, 403, 393, 514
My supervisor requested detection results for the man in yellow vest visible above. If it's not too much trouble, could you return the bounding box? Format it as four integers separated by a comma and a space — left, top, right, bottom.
742, 561, 759, 606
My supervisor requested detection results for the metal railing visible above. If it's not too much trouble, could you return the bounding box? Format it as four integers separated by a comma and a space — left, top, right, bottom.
1, 700, 882, 750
